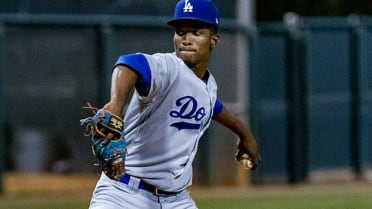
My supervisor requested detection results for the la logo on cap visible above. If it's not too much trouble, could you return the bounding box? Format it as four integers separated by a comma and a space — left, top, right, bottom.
183, 0, 193, 12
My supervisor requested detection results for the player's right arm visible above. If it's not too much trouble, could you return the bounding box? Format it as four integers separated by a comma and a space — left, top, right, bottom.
213, 104, 261, 170
103, 65, 138, 118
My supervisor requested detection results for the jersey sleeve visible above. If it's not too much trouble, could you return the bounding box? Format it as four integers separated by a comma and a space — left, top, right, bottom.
113, 53, 152, 96
212, 99, 224, 118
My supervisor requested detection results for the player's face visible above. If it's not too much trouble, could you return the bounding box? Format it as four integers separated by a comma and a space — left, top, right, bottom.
173, 22, 218, 69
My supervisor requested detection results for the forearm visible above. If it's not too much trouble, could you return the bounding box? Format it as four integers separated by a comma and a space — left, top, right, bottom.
213, 106, 261, 168
103, 65, 138, 118
214, 107, 254, 142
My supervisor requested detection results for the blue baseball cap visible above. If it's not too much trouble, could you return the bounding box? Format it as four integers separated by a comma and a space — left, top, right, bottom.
167, 0, 220, 29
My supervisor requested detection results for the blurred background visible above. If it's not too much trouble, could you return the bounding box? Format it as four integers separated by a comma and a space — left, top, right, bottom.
0, 0, 371, 194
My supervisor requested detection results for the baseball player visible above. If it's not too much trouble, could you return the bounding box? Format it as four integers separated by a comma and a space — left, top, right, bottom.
82, 0, 261, 208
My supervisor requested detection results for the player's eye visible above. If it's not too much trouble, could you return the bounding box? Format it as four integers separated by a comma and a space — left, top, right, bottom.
175, 28, 202, 36
194, 30, 202, 36
176, 29, 186, 36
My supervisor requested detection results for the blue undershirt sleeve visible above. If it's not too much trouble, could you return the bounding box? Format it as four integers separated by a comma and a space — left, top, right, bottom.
212, 99, 224, 118
113, 53, 152, 96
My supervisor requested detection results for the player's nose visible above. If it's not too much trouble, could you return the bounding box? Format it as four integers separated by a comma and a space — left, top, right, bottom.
182, 39, 192, 46
182, 33, 193, 45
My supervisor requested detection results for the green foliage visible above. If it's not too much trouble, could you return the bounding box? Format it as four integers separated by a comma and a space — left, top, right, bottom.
1, 185, 372, 209
0, 198, 88, 209
196, 193, 372, 209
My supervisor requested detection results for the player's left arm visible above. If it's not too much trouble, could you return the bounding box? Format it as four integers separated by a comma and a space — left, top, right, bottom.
213, 104, 261, 170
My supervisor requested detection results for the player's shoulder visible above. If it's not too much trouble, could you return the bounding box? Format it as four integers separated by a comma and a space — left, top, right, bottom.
143, 52, 186, 73
144, 52, 181, 64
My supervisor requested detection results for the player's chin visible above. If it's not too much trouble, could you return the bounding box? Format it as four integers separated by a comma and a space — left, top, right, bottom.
178, 54, 196, 66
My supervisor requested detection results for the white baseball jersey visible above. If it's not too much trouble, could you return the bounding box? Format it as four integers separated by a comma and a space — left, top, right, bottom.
114, 52, 222, 192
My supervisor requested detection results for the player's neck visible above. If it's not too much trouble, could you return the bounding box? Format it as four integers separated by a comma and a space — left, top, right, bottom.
191, 63, 209, 79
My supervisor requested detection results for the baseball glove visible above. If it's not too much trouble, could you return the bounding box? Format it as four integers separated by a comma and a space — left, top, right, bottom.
80, 103, 126, 180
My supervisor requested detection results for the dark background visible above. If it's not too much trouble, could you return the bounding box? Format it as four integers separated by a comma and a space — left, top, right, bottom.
0, 0, 371, 185
257, 0, 372, 21
2, 0, 372, 21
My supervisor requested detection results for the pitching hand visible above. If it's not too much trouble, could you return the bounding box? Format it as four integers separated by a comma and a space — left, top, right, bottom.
235, 138, 261, 170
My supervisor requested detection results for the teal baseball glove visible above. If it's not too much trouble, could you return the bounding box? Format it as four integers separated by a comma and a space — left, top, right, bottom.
80, 103, 126, 180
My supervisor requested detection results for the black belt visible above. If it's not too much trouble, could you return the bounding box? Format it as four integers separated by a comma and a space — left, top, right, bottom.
119, 174, 179, 196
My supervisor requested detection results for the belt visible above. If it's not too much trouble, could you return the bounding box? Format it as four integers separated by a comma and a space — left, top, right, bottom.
119, 174, 179, 196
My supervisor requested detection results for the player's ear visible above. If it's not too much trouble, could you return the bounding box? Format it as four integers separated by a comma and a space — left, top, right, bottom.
211, 34, 220, 48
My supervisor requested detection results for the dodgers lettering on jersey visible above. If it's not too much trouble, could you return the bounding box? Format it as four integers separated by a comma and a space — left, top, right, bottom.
169, 96, 208, 130
113, 52, 220, 192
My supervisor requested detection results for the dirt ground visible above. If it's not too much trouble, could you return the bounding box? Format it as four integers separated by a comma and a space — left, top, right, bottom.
3, 173, 98, 199
3, 172, 372, 200
2, 173, 253, 198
